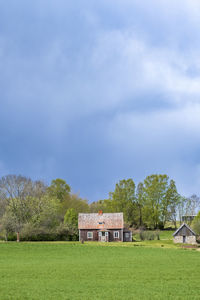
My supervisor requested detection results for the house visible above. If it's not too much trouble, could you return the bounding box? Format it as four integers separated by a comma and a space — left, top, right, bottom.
78, 211, 132, 242
173, 223, 197, 245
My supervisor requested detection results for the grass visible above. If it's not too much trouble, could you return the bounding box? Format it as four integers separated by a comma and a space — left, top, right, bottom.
0, 240, 200, 299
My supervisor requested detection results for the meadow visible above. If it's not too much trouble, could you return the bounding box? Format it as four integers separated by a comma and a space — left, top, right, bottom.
0, 238, 199, 300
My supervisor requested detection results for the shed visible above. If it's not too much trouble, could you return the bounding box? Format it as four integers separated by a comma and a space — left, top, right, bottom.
173, 223, 197, 245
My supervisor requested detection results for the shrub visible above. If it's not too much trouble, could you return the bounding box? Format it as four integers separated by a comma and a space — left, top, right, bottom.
139, 230, 159, 241
192, 219, 200, 236
139, 230, 145, 241
19, 223, 78, 241
155, 231, 160, 240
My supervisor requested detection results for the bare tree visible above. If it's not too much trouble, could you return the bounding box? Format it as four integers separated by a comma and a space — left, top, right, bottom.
0, 175, 47, 241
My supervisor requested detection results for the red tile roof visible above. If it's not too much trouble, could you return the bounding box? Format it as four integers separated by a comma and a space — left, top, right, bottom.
78, 213, 124, 229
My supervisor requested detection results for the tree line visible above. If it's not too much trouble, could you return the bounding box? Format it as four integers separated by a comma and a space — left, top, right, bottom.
92, 175, 200, 229
0, 174, 199, 241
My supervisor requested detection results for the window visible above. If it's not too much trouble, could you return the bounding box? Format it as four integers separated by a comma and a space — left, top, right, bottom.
114, 231, 119, 238
87, 232, 93, 239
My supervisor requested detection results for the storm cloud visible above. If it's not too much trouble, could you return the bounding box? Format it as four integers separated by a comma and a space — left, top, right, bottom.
1, 0, 200, 201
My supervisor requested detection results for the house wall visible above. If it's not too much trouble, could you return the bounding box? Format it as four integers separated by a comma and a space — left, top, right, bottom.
186, 236, 197, 244
109, 229, 123, 242
123, 231, 132, 242
173, 236, 197, 244
79, 229, 123, 242
79, 229, 98, 241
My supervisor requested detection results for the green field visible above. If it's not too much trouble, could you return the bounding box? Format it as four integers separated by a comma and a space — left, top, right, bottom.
0, 241, 199, 300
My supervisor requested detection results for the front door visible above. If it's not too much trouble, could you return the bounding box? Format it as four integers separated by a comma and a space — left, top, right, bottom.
101, 231, 106, 242
183, 236, 186, 243
98, 231, 109, 242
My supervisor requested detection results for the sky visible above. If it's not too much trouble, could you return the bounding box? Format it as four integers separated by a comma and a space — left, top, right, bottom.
1, 0, 200, 202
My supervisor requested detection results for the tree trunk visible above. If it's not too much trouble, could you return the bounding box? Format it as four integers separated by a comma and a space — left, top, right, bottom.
17, 232, 20, 242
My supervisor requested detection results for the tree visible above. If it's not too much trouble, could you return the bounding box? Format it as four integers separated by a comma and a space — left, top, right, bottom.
0, 174, 46, 200
62, 193, 89, 214
1, 211, 17, 241
192, 211, 200, 235
135, 182, 145, 227
35, 195, 59, 229
89, 199, 113, 213
0, 175, 39, 241
176, 194, 200, 225
0, 191, 7, 218
47, 179, 71, 202
142, 174, 169, 229
0, 175, 48, 241
64, 208, 78, 227
109, 179, 136, 225
185, 194, 200, 217
161, 179, 179, 228
64, 208, 78, 240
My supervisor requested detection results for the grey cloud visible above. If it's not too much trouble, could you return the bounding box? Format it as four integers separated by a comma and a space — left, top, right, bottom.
0, 1, 200, 200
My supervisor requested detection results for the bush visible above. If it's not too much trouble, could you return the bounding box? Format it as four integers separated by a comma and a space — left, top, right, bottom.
192, 220, 200, 236
155, 231, 160, 240
19, 223, 78, 241
139, 230, 145, 241
7, 233, 17, 241
139, 230, 160, 241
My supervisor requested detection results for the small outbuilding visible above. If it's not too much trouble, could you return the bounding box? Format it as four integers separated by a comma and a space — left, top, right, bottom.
173, 223, 197, 245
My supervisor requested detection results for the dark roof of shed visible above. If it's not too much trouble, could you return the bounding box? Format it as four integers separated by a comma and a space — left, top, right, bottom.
173, 223, 196, 236
78, 213, 124, 229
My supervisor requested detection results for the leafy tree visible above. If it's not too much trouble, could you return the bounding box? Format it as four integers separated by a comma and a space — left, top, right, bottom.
143, 174, 169, 229
47, 179, 70, 202
25, 194, 59, 229
64, 208, 78, 227
0, 192, 7, 218
161, 179, 179, 228
109, 179, 136, 225
64, 208, 78, 240
135, 182, 145, 227
0, 175, 39, 241
192, 211, 200, 235
1, 211, 16, 241
62, 193, 89, 214
89, 199, 113, 213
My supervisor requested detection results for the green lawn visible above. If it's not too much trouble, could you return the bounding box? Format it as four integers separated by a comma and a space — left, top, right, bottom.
0, 241, 199, 299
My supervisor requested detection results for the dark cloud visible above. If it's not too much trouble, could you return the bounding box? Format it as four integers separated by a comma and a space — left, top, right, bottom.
0, 1, 200, 201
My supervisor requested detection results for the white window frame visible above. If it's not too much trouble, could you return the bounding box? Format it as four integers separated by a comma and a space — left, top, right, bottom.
87, 232, 93, 239
114, 231, 119, 239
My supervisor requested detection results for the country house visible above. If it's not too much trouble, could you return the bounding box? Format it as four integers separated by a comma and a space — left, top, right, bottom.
78, 211, 132, 242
